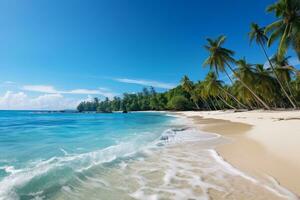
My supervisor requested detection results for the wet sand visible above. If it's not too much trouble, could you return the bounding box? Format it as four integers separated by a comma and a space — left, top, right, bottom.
55, 139, 293, 200
52, 111, 300, 200
179, 110, 300, 197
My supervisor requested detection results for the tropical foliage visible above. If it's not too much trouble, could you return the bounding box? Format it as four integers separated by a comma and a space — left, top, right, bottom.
77, 0, 300, 112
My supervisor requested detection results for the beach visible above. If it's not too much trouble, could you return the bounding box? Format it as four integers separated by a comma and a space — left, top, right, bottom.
1, 110, 300, 200
177, 110, 300, 197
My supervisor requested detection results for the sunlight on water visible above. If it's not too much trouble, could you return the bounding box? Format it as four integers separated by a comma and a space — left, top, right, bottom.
0, 111, 296, 200
0, 111, 173, 200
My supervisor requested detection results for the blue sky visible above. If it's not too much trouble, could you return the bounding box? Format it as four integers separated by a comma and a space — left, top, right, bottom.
0, 0, 299, 109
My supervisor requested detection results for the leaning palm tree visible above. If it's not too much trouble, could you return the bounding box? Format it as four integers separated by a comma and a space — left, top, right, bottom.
249, 23, 297, 108
271, 55, 293, 81
235, 58, 271, 109
254, 64, 278, 106
271, 55, 298, 104
265, 0, 300, 60
203, 72, 236, 109
194, 81, 212, 110
203, 35, 249, 109
203, 36, 270, 109
181, 75, 193, 92
291, 75, 300, 103
203, 35, 236, 84
232, 82, 256, 109
181, 75, 200, 109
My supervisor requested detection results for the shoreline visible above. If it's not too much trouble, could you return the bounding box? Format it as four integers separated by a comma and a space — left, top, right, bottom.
176, 110, 300, 196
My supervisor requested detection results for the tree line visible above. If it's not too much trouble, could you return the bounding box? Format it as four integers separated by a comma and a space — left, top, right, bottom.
77, 0, 300, 112
77, 86, 195, 112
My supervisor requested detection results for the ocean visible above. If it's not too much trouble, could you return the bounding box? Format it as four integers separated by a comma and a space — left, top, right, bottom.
0, 111, 297, 200
0, 111, 176, 199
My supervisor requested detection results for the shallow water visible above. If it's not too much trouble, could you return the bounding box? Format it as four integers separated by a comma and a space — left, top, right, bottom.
0, 111, 297, 200
0, 111, 173, 199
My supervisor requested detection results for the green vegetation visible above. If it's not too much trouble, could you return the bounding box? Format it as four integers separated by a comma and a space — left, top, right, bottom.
77, 0, 300, 113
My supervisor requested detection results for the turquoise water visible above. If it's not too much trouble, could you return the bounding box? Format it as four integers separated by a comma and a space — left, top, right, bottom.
0, 111, 174, 200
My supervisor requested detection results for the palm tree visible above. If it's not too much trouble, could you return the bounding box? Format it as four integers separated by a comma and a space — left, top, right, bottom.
194, 81, 212, 110
181, 75, 200, 109
265, 0, 300, 60
181, 75, 193, 92
271, 55, 293, 83
203, 72, 237, 109
249, 23, 297, 108
235, 58, 271, 109
203, 36, 270, 109
203, 35, 235, 84
291, 75, 300, 103
232, 82, 256, 109
271, 55, 298, 104
254, 64, 278, 106
203, 35, 249, 109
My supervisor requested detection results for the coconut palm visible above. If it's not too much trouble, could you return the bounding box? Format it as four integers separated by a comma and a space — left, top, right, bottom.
203, 36, 250, 109
271, 55, 293, 83
291, 75, 300, 103
249, 22, 297, 108
181, 75, 193, 92
194, 81, 212, 110
265, 0, 300, 60
254, 64, 278, 105
231, 82, 253, 109
181, 75, 200, 109
203, 35, 235, 84
271, 55, 298, 104
203, 72, 236, 109
235, 58, 271, 109
203, 36, 270, 109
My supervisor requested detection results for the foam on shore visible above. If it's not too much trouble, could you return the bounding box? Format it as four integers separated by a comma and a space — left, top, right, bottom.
1, 112, 298, 200
53, 120, 296, 200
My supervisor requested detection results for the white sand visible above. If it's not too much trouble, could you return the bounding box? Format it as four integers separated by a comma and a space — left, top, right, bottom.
177, 110, 300, 195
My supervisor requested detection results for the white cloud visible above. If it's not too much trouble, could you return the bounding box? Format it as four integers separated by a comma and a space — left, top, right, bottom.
22, 85, 58, 93
21, 85, 117, 98
0, 91, 80, 110
3, 81, 16, 85
0, 81, 17, 87
0, 91, 28, 109
67, 89, 100, 94
114, 78, 175, 89
0, 84, 117, 110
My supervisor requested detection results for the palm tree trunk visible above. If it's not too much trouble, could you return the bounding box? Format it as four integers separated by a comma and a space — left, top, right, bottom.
217, 95, 236, 109
217, 68, 248, 109
221, 65, 248, 109
203, 98, 212, 110
260, 41, 297, 109
248, 102, 254, 110
218, 86, 248, 109
226, 64, 271, 110
213, 96, 220, 110
224, 69, 234, 85
208, 97, 217, 110
285, 79, 298, 106
214, 96, 224, 110
193, 101, 200, 110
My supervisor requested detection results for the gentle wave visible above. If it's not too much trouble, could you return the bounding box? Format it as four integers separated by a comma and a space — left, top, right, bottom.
209, 149, 299, 199
0, 132, 165, 200
0, 124, 219, 200
1, 116, 298, 200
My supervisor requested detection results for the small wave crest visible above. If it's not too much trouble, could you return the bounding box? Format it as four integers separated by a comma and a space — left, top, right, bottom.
1, 122, 297, 200
0, 132, 161, 200
157, 127, 221, 145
